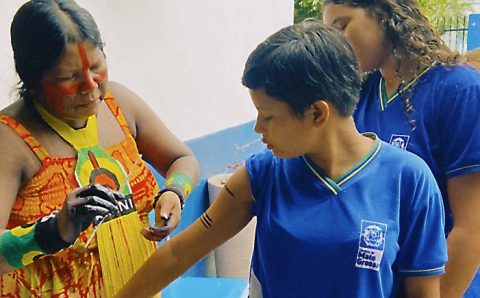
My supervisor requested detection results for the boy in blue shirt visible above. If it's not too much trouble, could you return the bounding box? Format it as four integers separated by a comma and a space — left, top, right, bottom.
117, 20, 446, 298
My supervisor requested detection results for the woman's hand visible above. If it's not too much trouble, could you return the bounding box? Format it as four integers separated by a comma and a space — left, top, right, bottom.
56, 184, 120, 243
141, 191, 182, 241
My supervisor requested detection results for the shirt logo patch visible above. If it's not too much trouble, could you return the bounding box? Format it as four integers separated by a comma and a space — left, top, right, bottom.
389, 134, 410, 150
355, 220, 387, 271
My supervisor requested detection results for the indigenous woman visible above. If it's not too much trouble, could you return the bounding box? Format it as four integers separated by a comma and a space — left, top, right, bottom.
0, 0, 199, 296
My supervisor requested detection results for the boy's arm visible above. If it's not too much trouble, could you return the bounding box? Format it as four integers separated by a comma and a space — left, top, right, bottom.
116, 167, 254, 298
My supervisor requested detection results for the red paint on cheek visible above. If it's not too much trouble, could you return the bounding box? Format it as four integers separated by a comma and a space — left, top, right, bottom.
92, 68, 108, 86
40, 80, 79, 115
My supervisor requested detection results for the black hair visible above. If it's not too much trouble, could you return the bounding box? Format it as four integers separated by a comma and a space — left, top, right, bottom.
242, 19, 361, 117
10, 0, 104, 101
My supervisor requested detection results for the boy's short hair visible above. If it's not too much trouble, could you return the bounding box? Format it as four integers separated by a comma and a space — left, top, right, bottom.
242, 19, 361, 117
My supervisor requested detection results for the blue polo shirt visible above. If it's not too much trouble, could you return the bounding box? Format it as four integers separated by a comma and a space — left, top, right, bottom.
245, 137, 447, 298
354, 64, 480, 235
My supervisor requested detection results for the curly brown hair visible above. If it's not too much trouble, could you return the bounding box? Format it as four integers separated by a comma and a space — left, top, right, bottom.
323, 0, 460, 128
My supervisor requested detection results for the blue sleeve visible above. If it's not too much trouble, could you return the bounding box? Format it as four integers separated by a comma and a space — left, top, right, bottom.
437, 77, 480, 178
244, 150, 274, 216
396, 163, 448, 276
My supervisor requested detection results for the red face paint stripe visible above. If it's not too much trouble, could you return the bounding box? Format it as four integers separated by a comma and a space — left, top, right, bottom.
78, 42, 90, 73
78, 43, 97, 92
41, 80, 79, 115
42, 80, 79, 95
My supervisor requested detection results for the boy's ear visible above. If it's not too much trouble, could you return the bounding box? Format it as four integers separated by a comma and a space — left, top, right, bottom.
310, 100, 329, 127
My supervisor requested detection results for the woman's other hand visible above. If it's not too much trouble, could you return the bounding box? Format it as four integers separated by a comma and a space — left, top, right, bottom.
141, 191, 182, 241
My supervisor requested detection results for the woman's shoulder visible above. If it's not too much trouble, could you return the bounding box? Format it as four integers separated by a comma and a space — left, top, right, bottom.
0, 101, 38, 174
428, 63, 480, 85
417, 64, 480, 109
0, 100, 40, 136
105, 81, 137, 110
1, 99, 26, 119
104, 81, 142, 134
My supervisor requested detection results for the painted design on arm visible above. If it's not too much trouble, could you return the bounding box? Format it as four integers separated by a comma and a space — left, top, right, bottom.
200, 212, 213, 229
224, 184, 235, 198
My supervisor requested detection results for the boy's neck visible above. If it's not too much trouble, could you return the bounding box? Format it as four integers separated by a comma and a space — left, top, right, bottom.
306, 117, 375, 181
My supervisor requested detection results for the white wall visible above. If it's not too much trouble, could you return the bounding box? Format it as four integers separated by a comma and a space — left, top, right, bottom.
0, 1, 293, 140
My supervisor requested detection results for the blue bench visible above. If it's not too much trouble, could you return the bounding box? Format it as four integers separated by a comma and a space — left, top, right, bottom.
163, 277, 248, 298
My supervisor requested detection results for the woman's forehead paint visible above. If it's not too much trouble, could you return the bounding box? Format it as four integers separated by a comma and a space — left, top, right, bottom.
41, 43, 108, 115
78, 42, 96, 92
78, 42, 108, 90
78, 42, 89, 73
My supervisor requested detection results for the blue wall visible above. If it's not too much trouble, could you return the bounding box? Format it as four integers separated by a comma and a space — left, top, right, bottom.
150, 120, 265, 276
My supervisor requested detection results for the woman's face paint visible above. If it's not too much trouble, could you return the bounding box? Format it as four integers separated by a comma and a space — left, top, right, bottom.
40, 42, 108, 119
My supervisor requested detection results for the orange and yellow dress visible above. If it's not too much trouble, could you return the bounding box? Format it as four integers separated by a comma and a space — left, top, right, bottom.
0, 94, 159, 297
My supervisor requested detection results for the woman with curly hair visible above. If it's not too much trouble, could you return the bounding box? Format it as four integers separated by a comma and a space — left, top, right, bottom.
324, 1, 480, 297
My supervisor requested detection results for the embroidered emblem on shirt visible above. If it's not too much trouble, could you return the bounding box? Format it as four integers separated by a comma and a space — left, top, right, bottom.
389, 134, 410, 150
355, 220, 387, 271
